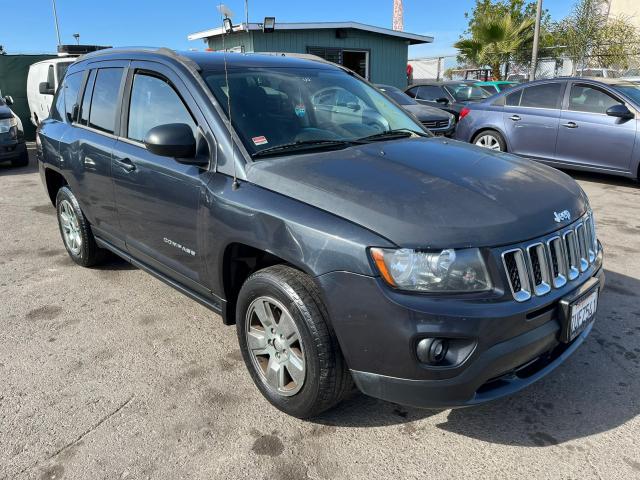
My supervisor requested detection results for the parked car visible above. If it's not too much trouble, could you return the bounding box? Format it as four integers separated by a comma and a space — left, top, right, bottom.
376, 84, 455, 136
475, 81, 518, 95
405, 81, 490, 119
0, 95, 28, 167
576, 68, 621, 79
506, 74, 528, 83
27, 57, 75, 126
38, 48, 604, 418
454, 78, 640, 180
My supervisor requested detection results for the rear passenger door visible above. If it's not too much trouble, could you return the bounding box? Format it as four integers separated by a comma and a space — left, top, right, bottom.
112, 61, 213, 286
64, 62, 127, 248
502, 81, 564, 160
555, 82, 636, 172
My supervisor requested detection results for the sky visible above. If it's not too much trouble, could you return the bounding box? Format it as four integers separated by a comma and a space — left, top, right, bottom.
3, 0, 575, 59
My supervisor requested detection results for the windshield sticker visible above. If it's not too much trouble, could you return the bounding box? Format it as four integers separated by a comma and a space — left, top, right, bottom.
294, 104, 306, 118
252, 136, 268, 146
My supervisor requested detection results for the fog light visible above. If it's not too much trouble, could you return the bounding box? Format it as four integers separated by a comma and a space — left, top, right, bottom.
416, 338, 449, 365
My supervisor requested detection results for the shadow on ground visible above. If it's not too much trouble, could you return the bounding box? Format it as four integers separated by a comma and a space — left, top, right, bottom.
315, 270, 639, 446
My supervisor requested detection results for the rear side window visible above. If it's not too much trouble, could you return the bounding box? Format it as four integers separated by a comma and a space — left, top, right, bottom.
568, 84, 622, 114
88, 68, 124, 134
127, 73, 196, 142
519, 83, 562, 109
79, 70, 96, 125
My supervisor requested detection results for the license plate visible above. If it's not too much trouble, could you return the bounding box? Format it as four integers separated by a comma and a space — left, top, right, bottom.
565, 289, 598, 342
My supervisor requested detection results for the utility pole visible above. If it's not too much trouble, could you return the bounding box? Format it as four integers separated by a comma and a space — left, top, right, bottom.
529, 0, 543, 81
51, 0, 62, 46
245, 0, 249, 25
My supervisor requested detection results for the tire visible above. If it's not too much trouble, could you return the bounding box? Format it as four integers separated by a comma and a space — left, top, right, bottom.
236, 265, 352, 418
473, 130, 506, 152
10, 149, 29, 168
55, 186, 105, 267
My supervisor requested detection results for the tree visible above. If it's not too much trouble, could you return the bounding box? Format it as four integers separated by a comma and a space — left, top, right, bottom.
553, 0, 640, 72
454, 14, 535, 80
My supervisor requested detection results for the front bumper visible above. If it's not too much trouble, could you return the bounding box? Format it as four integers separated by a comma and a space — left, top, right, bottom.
0, 139, 26, 162
316, 254, 604, 409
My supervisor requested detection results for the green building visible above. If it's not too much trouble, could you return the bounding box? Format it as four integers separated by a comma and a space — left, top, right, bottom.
188, 21, 432, 88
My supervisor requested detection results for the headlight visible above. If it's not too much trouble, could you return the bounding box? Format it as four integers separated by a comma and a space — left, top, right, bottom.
0, 117, 17, 133
370, 247, 492, 292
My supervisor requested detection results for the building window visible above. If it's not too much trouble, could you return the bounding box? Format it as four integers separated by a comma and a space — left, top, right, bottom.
307, 46, 369, 79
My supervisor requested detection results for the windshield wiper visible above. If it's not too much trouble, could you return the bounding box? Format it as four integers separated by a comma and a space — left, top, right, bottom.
356, 129, 429, 143
252, 139, 358, 158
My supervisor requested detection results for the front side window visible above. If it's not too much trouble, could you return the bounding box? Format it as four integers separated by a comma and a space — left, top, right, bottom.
127, 73, 196, 142
519, 83, 562, 109
88, 68, 124, 134
415, 85, 446, 101
202, 67, 424, 156
568, 85, 622, 114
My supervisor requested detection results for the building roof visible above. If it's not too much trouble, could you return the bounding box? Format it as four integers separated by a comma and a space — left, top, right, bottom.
188, 21, 433, 45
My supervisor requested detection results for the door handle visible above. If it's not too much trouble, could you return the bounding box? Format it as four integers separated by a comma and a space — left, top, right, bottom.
115, 157, 136, 172
509, 115, 521, 121
562, 121, 578, 129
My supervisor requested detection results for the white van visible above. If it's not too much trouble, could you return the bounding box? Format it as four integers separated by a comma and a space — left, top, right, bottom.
27, 58, 75, 126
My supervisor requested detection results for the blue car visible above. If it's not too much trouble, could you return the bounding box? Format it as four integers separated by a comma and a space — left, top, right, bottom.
454, 78, 640, 180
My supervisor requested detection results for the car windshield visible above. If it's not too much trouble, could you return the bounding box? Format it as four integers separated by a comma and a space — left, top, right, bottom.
613, 83, 640, 104
378, 87, 416, 106
202, 67, 425, 156
444, 84, 489, 101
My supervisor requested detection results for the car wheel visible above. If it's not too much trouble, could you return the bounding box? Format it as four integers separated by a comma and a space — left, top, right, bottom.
473, 130, 506, 152
56, 186, 104, 267
10, 149, 29, 167
236, 265, 352, 418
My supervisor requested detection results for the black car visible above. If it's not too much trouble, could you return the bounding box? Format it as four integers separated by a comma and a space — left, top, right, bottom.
376, 84, 455, 136
0, 95, 28, 167
38, 48, 604, 418
405, 81, 490, 119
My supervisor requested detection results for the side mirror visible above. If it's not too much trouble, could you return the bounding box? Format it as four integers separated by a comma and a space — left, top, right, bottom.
606, 104, 634, 119
3, 95, 13, 106
436, 97, 450, 105
144, 123, 198, 159
39, 82, 55, 95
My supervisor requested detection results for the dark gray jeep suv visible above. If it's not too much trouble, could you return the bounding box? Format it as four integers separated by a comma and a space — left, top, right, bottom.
37, 48, 604, 418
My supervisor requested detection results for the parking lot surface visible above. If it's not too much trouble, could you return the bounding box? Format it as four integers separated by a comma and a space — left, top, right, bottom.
1, 147, 639, 480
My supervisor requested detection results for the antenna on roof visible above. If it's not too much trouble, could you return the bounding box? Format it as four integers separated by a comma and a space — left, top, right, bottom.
218, 4, 239, 190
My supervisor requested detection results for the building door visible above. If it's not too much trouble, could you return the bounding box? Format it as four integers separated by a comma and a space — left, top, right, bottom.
342, 50, 369, 79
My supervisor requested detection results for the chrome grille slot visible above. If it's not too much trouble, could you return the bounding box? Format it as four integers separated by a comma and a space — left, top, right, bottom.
546, 236, 567, 288
501, 212, 599, 301
563, 230, 580, 280
502, 249, 531, 302
527, 243, 551, 296
575, 223, 589, 272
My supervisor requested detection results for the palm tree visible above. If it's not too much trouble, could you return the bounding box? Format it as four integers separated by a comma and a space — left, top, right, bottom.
454, 14, 535, 80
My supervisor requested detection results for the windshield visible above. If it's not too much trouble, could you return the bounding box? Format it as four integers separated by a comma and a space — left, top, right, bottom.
378, 86, 416, 106
202, 67, 425, 156
444, 84, 489, 102
613, 83, 640, 104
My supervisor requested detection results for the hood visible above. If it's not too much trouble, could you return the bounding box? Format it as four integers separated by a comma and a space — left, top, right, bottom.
0, 104, 13, 120
246, 138, 588, 249
403, 104, 451, 121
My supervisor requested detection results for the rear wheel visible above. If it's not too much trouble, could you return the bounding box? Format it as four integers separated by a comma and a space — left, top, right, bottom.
473, 130, 506, 152
56, 187, 105, 267
236, 265, 352, 418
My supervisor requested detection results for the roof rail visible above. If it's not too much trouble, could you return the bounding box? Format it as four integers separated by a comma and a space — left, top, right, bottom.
77, 46, 201, 72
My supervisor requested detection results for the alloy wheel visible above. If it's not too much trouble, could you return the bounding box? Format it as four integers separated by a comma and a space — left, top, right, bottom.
59, 199, 82, 255
475, 134, 502, 151
245, 296, 306, 396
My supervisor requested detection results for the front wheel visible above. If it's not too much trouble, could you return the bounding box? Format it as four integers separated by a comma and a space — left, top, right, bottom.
236, 265, 352, 418
473, 130, 506, 152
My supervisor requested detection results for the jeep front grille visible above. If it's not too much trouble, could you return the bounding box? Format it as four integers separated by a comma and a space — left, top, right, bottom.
501, 212, 599, 302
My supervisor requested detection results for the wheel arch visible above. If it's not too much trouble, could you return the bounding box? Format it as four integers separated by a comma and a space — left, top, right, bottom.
44, 167, 68, 206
